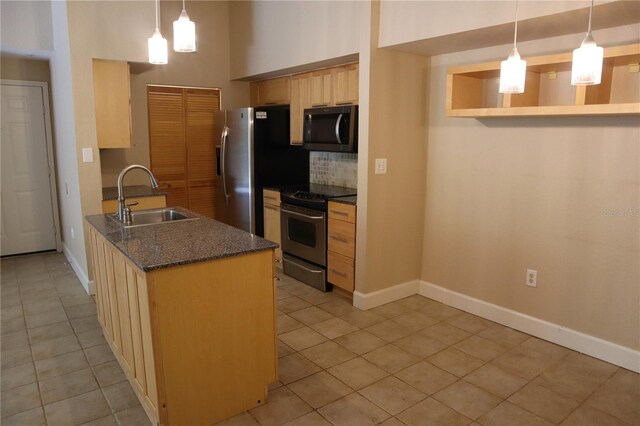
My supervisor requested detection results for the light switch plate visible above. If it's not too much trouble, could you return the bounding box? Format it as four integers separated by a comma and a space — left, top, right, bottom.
82, 148, 94, 163
375, 158, 387, 174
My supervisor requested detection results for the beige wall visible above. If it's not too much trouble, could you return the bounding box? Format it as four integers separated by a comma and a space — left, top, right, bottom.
378, 0, 613, 48
229, 0, 364, 79
356, 2, 429, 295
422, 25, 640, 350
100, 1, 249, 187
1, 56, 50, 82
0, 0, 53, 52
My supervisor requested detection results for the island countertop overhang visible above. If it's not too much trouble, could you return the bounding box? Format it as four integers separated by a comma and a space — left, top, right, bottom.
85, 210, 278, 272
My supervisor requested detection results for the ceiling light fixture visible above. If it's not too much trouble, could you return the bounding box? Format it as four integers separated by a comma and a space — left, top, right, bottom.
499, 0, 527, 94
173, 0, 196, 52
148, 0, 168, 64
571, 0, 603, 85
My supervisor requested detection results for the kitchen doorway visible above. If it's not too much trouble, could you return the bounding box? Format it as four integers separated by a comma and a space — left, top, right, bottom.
1, 80, 61, 256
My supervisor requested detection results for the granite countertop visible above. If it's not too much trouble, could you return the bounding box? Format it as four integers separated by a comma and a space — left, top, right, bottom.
330, 195, 357, 206
85, 210, 277, 272
102, 185, 168, 201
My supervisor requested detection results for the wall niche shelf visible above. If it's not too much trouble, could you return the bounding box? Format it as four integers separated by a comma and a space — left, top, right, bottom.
446, 43, 640, 118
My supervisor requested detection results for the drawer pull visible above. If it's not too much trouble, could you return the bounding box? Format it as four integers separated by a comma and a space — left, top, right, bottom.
265, 205, 279, 211
264, 196, 277, 201
330, 210, 349, 216
330, 269, 347, 277
330, 236, 349, 243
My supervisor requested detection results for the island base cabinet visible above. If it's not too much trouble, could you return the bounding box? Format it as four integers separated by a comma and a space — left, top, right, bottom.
89, 229, 159, 424
88, 225, 277, 425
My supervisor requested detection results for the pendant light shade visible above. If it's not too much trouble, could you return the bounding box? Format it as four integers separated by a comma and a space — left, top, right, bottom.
148, 29, 168, 64
173, 4, 196, 52
500, 47, 527, 93
148, 0, 168, 65
499, 0, 526, 94
571, 0, 603, 85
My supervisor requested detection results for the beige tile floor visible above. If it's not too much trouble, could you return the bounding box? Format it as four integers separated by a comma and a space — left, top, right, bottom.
2, 252, 639, 426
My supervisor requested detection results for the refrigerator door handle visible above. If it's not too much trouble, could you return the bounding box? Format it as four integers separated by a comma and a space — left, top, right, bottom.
335, 114, 344, 144
221, 126, 230, 205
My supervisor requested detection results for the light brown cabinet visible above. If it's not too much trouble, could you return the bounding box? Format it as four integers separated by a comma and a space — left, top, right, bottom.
310, 69, 333, 107
148, 86, 220, 218
263, 189, 283, 265
89, 228, 158, 422
250, 76, 291, 106
327, 201, 356, 293
251, 63, 359, 145
290, 73, 311, 145
88, 225, 277, 425
333, 64, 359, 105
446, 43, 640, 117
93, 59, 132, 148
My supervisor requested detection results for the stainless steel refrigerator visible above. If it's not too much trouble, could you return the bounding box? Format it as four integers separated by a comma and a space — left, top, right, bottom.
214, 106, 309, 236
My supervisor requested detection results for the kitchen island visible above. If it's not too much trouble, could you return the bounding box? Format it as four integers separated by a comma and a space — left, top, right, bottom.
85, 210, 278, 425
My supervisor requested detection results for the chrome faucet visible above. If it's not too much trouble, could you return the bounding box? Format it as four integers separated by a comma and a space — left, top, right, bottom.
116, 165, 159, 225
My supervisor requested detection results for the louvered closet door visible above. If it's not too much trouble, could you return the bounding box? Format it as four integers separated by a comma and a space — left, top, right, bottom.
148, 86, 187, 208
185, 88, 220, 218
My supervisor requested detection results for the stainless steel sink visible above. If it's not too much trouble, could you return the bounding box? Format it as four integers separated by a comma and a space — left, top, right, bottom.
109, 207, 200, 228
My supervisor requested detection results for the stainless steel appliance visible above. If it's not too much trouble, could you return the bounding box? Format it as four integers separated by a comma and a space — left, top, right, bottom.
280, 184, 357, 291
303, 105, 358, 153
214, 106, 309, 236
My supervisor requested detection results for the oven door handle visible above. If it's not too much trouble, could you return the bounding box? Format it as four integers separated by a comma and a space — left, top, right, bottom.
281, 207, 324, 221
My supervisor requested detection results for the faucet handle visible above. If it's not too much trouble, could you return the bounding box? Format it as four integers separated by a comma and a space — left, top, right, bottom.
125, 201, 139, 208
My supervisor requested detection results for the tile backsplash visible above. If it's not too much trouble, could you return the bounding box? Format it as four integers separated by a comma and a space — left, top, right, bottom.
309, 152, 358, 189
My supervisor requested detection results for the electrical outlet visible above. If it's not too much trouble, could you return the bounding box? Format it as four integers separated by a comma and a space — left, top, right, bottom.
526, 269, 537, 288
375, 158, 387, 174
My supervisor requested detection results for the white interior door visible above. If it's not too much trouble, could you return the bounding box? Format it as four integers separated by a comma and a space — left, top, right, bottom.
1, 84, 57, 256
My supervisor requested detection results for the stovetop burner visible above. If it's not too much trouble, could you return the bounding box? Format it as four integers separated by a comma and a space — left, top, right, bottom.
280, 184, 357, 211
291, 191, 327, 201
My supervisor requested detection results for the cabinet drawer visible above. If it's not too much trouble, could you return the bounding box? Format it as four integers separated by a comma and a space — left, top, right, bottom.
328, 251, 354, 292
328, 219, 355, 258
263, 189, 280, 206
328, 202, 356, 223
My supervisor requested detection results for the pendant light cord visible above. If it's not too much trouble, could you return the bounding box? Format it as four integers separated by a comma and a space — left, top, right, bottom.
513, 0, 519, 48
155, 0, 160, 31
587, 0, 594, 33
182, 0, 186, 10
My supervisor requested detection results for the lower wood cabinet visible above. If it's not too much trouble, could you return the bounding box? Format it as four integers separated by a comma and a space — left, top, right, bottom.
327, 201, 356, 293
263, 189, 282, 265
88, 226, 277, 425
89, 228, 158, 420
101, 195, 166, 214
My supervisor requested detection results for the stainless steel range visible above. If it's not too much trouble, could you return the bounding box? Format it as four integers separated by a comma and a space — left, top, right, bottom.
280, 184, 357, 291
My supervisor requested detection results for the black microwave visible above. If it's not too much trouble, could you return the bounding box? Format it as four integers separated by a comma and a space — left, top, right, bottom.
303, 105, 358, 153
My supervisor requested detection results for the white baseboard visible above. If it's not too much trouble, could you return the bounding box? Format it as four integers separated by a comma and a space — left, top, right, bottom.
353, 279, 420, 310
62, 243, 93, 295
419, 281, 640, 373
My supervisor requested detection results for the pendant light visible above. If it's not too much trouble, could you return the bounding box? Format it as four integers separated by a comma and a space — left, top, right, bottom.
173, 0, 196, 52
148, 0, 168, 64
571, 0, 603, 85
499, 0, 527, 94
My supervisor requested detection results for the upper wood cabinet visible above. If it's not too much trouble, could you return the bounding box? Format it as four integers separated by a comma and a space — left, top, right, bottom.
93, 59, 132, 148
310, 69, 333, 107
251, 62, 359, 145
333, 64, 359, 105
290, 73, 311, 145
250, 76, 290, 106
446, 43, 640, 118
